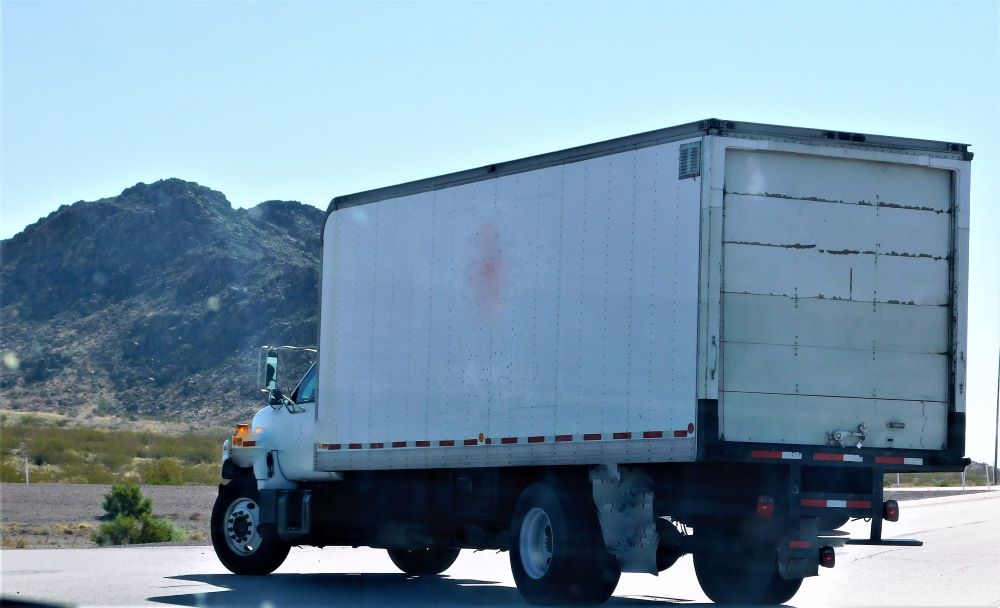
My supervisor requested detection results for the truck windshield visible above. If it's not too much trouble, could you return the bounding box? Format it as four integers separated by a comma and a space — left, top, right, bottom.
290, 363, 317, 404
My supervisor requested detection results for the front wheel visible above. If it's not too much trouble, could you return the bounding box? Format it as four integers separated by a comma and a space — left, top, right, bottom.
211, 478, 290, 575
509, 482, 620, 605
694, 546, 803, 605
387, 547, 461, 575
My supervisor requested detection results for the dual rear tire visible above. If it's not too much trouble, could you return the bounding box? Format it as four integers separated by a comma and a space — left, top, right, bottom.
509, 482, 620, 605
387, 547, 461, 575
694, 545, 803, 605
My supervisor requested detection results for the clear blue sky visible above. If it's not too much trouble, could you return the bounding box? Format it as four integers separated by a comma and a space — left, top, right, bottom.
2, 0, 998, 463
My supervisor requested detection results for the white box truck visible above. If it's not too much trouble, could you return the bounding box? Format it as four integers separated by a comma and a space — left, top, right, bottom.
212, 119, 972, 605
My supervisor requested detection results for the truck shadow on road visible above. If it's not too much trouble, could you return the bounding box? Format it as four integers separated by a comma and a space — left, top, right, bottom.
148, 573, 694, 607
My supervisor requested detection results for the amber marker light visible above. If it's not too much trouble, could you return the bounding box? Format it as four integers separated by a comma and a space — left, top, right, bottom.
233, 423, 250, 446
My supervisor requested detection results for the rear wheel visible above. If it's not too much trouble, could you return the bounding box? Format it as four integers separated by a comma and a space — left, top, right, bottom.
387, 547, 461, 575
211, 478, 290, 575
694, 545, 803, 605
509, 482, 620, 605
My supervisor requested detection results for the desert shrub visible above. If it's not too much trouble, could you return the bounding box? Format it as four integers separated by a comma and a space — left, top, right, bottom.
93, 515, 140, 545
1, 420, 224, 484
92, 514, 187, 545
138, 458, 185, 485
56, 462, 123, 485
92, 484, 187, 545
0, 458, 26, 482
102, 483, 152, 519
184, 463, 222, 485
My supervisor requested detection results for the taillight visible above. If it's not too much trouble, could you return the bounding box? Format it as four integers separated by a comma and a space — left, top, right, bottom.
757, 495, 775, 519
883, 500, 899, 522
819, 546, 836, 568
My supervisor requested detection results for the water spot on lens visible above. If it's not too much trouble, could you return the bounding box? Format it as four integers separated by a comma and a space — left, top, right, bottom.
207, 296, 221, 312
93, 271, 107, 287
3, 352, 20, 370
350, 208, 369, 225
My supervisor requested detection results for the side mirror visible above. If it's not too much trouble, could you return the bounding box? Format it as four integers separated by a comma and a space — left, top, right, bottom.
260, 349, 280, 391
269, 387, 285, 408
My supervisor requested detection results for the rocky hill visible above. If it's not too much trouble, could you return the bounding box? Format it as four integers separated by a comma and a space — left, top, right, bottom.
0, 179, 323, 423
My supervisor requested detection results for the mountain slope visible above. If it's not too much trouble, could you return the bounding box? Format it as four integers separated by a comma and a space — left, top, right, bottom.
0, 179, 323, 422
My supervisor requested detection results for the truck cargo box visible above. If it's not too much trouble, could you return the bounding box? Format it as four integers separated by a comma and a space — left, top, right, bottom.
314, 119, 970, 472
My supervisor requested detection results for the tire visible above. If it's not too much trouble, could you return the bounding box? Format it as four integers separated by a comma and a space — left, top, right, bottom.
819, 515, 850, 530
694, 545, 803, 605
387, 547, 461, 575
211, 478, 291, 575
655, 519, 684, 572
509, 482, 620, 605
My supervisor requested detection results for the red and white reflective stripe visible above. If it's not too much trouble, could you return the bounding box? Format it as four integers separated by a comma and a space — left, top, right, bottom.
814, 453, 864, 463
751, 450, 803, 460
875, 456, 924, 466
788, 540, 811, 549
316, 428, 693, 451
802, 498, 872, 509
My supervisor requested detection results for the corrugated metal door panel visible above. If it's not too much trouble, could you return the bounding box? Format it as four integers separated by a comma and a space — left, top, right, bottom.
724, 150, 951, 212
722, 244, 950, 306
723, 294, 949, 354
722, 393, 948, 449
724, 194, 951, 259
723, 342, 949, 402
720, 149, 953, 449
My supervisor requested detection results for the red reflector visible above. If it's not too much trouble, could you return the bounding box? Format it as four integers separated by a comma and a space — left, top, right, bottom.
370, 443, 384, 449
884, 500, 900, 522
392, 441, 407, 448
757, 495, 775, 519
751, 450, 782, 459
415, 440, 430, 447
789, 540, 810, 549
612, 432, 631, 440
846, 500, 872, 509
687, 423, 695, 434
643, 431, 663, 439
555, 434, 573, 442
875, 456, 905, 465
501, 437, 518, 444
527, 436, 545, 443
438, 440, 454, 447
583, 433, 602, 441
348, 443, 362, 449
819, 546, 836, 568
241, 441, 256, 447
814, 452, 842, 461
801, 498, 827, 508
327, 444, 342, 450
673, 430, 688, 437
464, 439, 478, 446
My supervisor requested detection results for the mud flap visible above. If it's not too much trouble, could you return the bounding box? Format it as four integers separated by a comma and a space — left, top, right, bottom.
590, 465, 659, 574
778, 517, 820, 579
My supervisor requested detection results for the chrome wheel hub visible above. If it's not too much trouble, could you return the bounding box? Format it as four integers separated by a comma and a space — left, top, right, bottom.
224, 497, 261, 556
520, 507, 554, 579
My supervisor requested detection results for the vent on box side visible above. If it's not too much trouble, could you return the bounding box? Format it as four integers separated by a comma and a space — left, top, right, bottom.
679, 142, 701, 179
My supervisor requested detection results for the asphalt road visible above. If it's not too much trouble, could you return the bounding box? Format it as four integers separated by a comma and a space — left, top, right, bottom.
3, 490, 998, 607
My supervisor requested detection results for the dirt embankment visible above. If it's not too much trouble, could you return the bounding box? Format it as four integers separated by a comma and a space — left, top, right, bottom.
1, 482, 218, 548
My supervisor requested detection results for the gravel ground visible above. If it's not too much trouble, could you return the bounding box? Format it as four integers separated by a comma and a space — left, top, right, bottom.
0, 482, 218, 548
